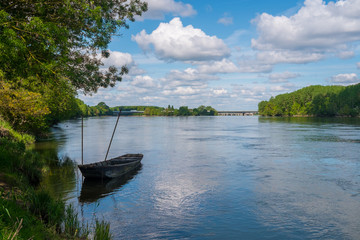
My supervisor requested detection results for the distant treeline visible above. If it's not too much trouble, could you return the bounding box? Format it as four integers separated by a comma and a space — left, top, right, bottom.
75, 102, 218, 117
258, 84, 360, 117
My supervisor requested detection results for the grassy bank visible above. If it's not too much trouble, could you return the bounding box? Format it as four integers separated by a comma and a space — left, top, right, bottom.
0, 118, 112, 239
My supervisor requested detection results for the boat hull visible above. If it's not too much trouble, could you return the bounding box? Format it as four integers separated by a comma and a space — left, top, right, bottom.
78, 154, 143, 179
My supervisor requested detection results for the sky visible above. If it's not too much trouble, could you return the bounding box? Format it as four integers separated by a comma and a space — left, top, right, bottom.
79, 0, 360, 111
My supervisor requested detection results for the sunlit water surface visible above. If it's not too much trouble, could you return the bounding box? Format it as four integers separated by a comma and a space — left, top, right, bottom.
36, 116, 360, 240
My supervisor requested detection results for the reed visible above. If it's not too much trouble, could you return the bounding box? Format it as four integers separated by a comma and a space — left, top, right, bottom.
94, 219, 112, 240
27, 188, 65, 229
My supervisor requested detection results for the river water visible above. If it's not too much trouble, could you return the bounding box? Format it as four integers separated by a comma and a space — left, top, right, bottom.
35, 116, 360, 240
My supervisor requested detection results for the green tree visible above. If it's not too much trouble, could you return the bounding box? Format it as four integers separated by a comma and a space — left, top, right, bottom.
0, 0, 147, 133
178, 106, 191, 116
0, 0, 147, 93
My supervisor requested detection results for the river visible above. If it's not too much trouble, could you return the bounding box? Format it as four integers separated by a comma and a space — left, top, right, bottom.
35, 116, 360, 240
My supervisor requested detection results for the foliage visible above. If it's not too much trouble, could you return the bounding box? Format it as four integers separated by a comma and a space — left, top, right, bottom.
0, 82, 50, 134
0, 0, 147, 135
110, 105, 218, 116
258, 84, 360, 117
0, 0, 147, 93
0, 117, 35, 144
192, 105, 218, 116
76, 103, 219, 117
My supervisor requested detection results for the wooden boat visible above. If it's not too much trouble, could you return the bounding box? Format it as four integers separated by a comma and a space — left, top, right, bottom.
78, 154, 143, 179
78, 110, 144, 179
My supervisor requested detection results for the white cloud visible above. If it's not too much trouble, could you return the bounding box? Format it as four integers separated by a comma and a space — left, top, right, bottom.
161, 68, 213, 89
100, 51, 145, 76
256, 50, 324, 64
163, 86, 201, 96
251, 0, 360, 64
238, 59, 273, 73
131, 75, 158, 88
212, 88, 228, 96
141, 96, 166, 102
138, 0, 196, 20
330, 73, 359, 85
218, 13, 233, 26
337, 51, 355, 59
132, 17, 230, 61
270, 83, 296, 92
101, 51, 134, 68
252, 0, 360, 51
197, 59, 238, 74
357, 62, 360, 69
269, 71, 300, 83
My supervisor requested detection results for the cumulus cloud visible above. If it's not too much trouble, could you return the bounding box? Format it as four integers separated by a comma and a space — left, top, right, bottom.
330, 73, 359, 85
197, 59, 238, 74
100, 51, 145, 76
131, 75, 158, 88
256, 50, 324, 64
337, 51, 355, 59
101, 51, 134, 68
251, 0, 360, 64
161, 68, 214, 89
252, 0, 360, 51
238, 59, 273, 73
270, 83, 296, 92
138, 0, 196, 20
163, 86, 202, 96
269, 71, 300, 83
218, 13, 233, 25
212, 88, 228, 96
132, 17, 230, 61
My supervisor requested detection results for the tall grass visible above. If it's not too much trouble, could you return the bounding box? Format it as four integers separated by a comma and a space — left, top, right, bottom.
0, 198, 51, 239
94, 219, 112, 240
0, 138, 44, 186
0, 123, 113, 239
64, 204, 90, 239
27, 189, 65, 229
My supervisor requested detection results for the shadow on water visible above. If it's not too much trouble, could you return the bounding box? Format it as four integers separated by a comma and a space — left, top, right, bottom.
258, 116, 360, 126
79, 164, 142, 203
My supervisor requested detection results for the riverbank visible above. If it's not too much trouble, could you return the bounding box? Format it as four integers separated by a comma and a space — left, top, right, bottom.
0, 118, 112, 239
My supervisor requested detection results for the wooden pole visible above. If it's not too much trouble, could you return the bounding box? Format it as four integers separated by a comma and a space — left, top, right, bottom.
81, 116, 84, 165
104, 110, 121, 161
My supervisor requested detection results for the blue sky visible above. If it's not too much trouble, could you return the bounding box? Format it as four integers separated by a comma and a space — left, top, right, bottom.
80, 0, 360, 110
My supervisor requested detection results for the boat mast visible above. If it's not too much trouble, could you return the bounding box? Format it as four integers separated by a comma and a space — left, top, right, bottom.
104, 110, 122, 161
81, 116, 84, 165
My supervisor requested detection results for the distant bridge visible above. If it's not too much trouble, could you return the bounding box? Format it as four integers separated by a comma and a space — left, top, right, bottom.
217, 111, 258, 116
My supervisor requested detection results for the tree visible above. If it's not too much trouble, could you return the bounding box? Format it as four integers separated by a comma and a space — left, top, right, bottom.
0, 0, 147, 133
0, 0, 147, 93
258, 84, 360, 117
178, 106, 190, 116
0, 82, 50, 133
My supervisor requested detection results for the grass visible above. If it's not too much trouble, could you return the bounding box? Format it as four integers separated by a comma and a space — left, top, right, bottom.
0, 138, 44, 186
94, 219, 112, 240
0, 197, 56, 239
0, 120, 113, 239
64, 204, 90, 239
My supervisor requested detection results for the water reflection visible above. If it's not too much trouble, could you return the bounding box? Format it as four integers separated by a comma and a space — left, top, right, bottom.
79, 165, 142, 203
35, 116, 360, 240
